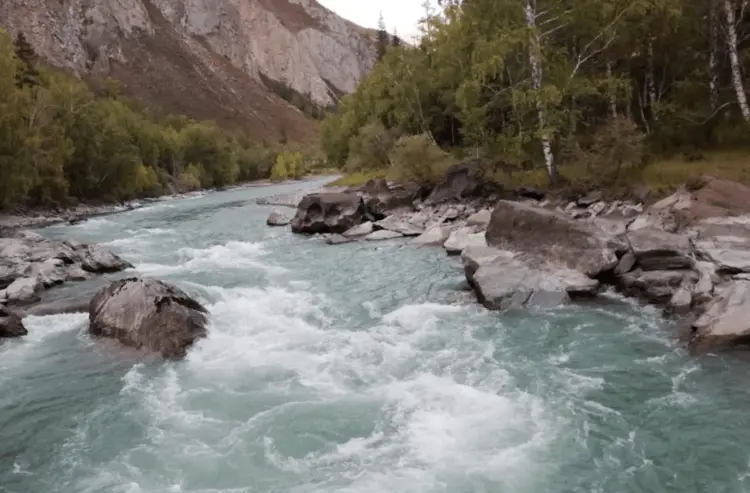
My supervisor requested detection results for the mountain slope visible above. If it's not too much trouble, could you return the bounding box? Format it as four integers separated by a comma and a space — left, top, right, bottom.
0, 0, 377, 142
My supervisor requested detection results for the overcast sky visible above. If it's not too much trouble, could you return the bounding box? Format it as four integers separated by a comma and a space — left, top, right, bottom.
318, 0, 432, 40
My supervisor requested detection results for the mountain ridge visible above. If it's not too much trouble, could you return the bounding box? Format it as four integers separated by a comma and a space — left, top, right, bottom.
0, 0, 378, 142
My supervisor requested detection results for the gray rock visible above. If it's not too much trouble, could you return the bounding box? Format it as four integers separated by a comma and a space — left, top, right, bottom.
614, 251, 637, 275
667, 285, 692, 315
325, 234, 353, 245
690, 216, 750, 274
411, 226, 454, 247
468, 256, 600, 311
0, 305, 27, 338
425, 161, 497, 205
461, 246, 515, 280
364, 230, 404, 241
691, 281, 750, 350
374, 214, 424, 237
4, 277, 41, 304
89, 277, 209, 359
342, 221, 374, 237
466, 209, 492, 228
486, 200, 622, 276
66, 264, 91, 281
266, 210, 291, 226
589, 201, 608, 217
24, 258, 67, 288
577, 191, 603, 207
444, 227, 486, 255
621, 229, 695, 271
618, 269, 698, 303
291, 192, 365, 234
81, 245, 133, 273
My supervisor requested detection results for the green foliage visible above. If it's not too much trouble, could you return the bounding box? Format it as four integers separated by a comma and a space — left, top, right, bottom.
345, 121, 394, 172
322, 0, 750, 188
0, 28, 289, 210
389, 134, 456, 185
270, 151, 306, 181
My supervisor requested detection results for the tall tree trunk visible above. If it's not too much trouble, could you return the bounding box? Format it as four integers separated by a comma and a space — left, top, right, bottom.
709, 0, 720, 110
607, 61, 618, 117
524, 0, 557, 182
724, 0, 750, 121
646, 38, 659, 120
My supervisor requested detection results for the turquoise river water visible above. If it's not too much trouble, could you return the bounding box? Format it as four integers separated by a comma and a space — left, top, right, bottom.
2, 178, 750, 493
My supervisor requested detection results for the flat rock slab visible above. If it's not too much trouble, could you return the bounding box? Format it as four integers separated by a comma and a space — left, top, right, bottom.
444, 227, 486, 255
364, 230, 404, 241
691, 281, 750, 350
486, 200, 622, 276
622, 228, 695, 271
466, 254, 600, 311
691, 216, 750, 274
374, 214, 425, 237
342, 221, 374, 237
411, 226, 454, 247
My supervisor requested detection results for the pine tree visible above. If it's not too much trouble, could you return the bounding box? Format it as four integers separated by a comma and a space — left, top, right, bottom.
13, 32, 39, 88
392, 28, 402, 48
376, 12, 389, 61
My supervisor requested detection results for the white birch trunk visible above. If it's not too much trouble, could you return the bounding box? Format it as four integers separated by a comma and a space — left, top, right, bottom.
646, 38, 658, 120
724, 0, 750, 121
607, 61, 617, 117
709, 0, 720, 110
524, 0, 556, 182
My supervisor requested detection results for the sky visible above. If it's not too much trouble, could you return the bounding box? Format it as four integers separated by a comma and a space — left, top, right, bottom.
318, 0, 432, 41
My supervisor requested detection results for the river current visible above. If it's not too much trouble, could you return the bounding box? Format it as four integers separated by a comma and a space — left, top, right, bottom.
2, 178, 750, 493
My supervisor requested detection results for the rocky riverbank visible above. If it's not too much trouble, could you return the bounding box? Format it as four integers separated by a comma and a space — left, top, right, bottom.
266, 164, 750, 353
0, 230, 133, 338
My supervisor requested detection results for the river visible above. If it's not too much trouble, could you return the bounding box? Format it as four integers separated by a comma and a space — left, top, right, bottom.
2, 178, 750, 493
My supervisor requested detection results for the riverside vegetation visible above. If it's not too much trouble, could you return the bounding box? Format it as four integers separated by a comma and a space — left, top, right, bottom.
0, 29, 324, 213
323, 0, 750, 192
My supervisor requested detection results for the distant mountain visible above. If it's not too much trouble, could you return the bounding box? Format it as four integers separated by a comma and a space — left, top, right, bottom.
0, 0, 378, 142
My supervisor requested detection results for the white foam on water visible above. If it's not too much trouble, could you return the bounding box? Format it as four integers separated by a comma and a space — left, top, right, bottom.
77, 289, 564, 493
0, 313, 87, 377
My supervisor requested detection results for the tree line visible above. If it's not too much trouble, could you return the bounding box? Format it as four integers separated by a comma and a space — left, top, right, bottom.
323, 0, 750, 188
0, 28, 312, 210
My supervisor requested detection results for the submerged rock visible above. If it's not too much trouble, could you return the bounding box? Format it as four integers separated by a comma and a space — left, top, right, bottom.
89, 278, 209, 359
266, 210, 291, 226
291, 192, 365, 235
0, 305, 27, 338
325, 234, 353, 245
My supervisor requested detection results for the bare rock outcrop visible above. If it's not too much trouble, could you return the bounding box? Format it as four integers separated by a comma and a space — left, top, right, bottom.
89, 277, 208, 358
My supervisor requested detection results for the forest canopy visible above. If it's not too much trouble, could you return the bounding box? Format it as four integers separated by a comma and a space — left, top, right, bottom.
323, 0, 750, 188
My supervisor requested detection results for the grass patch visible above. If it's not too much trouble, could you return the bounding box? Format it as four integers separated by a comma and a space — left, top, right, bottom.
641, 150, 750, 192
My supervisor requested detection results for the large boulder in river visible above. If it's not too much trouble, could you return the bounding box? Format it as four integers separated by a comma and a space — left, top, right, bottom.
462, 247, 600, 311
0, 305, 27, 338
486, 200, 622, 276
89, 277, 209, 358
690, 281, 750, 350
291, 192, 365, 235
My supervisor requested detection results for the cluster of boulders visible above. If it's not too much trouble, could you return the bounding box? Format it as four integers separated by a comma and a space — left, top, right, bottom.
269, 165, 750, 353
463, 176, 750, 352
1, 230, 209, 359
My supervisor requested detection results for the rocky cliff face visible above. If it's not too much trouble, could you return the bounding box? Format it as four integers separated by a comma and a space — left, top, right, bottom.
0, 0, 377, 141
